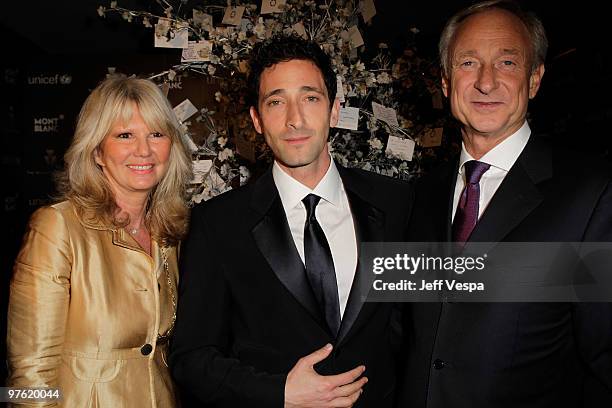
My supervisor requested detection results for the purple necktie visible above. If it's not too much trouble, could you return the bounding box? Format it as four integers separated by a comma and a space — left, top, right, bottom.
452, 160, 490, 242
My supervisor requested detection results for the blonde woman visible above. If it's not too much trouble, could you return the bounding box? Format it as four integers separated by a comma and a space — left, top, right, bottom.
7, 76, 192, 407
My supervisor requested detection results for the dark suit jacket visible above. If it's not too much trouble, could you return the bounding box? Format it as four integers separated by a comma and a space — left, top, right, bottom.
396, 137, 612, 408
170, 165, 413, 407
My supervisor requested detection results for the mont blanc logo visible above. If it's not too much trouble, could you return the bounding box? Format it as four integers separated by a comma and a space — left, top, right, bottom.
168, 78, 183, 90
27, 73, 73, 86
33, 114, 65, 133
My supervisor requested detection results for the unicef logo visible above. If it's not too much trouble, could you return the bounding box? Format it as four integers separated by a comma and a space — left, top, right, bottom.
59, 74, 72, 85
27, 73, 73, 85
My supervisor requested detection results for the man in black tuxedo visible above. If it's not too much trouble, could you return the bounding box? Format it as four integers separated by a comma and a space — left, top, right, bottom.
170, 35, 412, 407
396, 1, 612, 407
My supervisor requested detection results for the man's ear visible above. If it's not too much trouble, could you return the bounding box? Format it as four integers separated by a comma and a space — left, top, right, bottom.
528, 64, 545, 99
249, 106, 263, 134
441, 74, 450, 98
329, 98, 340, 128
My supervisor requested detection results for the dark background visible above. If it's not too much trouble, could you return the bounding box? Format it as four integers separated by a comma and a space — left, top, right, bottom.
1, 0, 610, 388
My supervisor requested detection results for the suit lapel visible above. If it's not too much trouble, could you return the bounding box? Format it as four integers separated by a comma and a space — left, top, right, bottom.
250, 170, 325, 328
468, 138, 551, 243
437, 162, 459, 243
336, 168, 386, 346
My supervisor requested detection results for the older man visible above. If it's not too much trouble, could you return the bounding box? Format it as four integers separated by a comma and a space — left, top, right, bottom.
397, 1, 612, 407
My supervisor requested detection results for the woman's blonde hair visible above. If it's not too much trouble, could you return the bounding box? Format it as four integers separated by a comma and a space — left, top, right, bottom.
57, 76, 192, 246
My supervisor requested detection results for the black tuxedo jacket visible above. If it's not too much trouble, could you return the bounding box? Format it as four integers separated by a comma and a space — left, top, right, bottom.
170, 165, 413, 407
396, 137, 612, 408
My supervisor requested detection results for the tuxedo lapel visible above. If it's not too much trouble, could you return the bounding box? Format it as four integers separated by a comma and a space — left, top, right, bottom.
250, 170, 324, 328
468, 138, 551, 243
336, 168, 386, 346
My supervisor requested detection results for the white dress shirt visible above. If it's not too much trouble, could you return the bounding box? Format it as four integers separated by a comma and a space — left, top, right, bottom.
452, 121, 531, 222
273, 158, 357, 318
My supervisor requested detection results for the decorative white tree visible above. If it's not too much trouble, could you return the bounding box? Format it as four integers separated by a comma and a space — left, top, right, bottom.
98, 0, 454, 203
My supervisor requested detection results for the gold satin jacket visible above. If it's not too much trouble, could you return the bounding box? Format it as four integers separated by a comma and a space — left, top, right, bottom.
7, 201, 179, 407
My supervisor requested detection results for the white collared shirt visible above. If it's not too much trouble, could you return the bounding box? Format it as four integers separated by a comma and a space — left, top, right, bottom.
273, 159, 357, 318
452, 121, 531, 221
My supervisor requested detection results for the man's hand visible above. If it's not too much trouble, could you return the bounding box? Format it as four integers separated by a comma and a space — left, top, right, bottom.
285, 343, 368, 408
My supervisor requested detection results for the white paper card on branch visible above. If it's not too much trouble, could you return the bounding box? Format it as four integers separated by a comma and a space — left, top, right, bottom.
335, 107, 360, 130
173, 99, 199, 123
261, 0, 286, 14
222, 6, 245, 26
348, 25, 365, 48
292, 22, 308, 39
336, 76, 345, 103
372, 102, 399, 127
191, 159, 213, 184
360, 0, 377, 23
386, 135, 415, 161
420, 127, 444, 147
240, 18, 255, 33
192, 10, 213, 31
182, 133, 199, 152
154, 18, 189, 49
181, 40, 213, 62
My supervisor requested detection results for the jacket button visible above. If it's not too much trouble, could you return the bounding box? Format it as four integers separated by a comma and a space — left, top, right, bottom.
141, 344, 153, 355
433, 358, 446, 370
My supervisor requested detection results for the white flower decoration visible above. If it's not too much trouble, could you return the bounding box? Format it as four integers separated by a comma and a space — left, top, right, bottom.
254, 21, 266, 39
218, 148, 234, 162
365, 73, 377, 87
369, 138, 383, 150
239, 166, 251, 184
376, 72, 391, 84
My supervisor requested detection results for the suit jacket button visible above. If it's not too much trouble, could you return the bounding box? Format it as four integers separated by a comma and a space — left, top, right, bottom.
433, 358, 445, 370
141, 343, 153, 355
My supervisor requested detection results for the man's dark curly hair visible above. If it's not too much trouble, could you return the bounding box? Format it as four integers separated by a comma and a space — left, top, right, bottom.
247, 35, 337, 110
